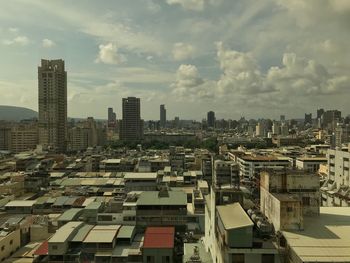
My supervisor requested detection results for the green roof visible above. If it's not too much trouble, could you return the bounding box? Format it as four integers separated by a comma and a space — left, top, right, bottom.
117, 225, 135, 239
85, 201, 102, 210
137, 191, 187, 206
58, 208, 83, 221
71, 224, 94, 242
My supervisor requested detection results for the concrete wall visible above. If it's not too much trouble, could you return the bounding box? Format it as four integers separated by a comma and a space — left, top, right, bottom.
142, 248, 173, 263
0, 229, 21, 261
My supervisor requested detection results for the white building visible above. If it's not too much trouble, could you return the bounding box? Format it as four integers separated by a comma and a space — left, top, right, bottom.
321, 148, 350, 207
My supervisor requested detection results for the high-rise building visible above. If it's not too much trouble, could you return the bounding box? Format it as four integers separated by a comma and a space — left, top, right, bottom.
120, 97, 143, 141
323, 110, 341, 130
280, 115, 286, 122
304, 113, 312, 125
38, 59, 67, 152
317, 108, 324, 119
107, 107, 117, 128
207, 111, 215, 128
272, 121, 280, 135
160, 104, 166, 128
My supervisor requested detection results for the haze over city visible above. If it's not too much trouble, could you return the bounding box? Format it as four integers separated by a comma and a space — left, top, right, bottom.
1, 0, 349, 120
1, 2, 350, 263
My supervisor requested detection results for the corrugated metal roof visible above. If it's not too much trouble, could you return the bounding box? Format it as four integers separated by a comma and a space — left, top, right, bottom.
58, 208, 83, 221
143, 227, 175, 249
117, 225, 135, 239
71, 224, 94, 242
83, 225, 120, 243
49, 222, 83, 243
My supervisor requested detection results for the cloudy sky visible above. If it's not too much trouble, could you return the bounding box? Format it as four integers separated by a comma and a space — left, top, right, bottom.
0, 0, 349, 120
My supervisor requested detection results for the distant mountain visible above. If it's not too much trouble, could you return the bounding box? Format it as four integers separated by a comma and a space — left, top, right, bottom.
0, 105, 38, 121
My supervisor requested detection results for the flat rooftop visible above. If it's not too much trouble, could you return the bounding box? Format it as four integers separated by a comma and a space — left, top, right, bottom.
217, 202, 253, 230
83, 225, 120, 243
124, 172, 157, 180
282, 207, 350, 262
240, 155, 290, 162
137, 190, 187, 206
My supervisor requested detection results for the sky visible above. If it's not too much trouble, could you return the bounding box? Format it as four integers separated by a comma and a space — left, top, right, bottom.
0, 0, 349, 121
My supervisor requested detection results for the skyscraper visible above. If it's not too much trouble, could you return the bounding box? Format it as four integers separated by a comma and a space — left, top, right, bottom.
160, 104, 166, 128
38, 59, 67, 152
207, 111, 215, 128
120, 97, 143, 141
107, 107, 117, 128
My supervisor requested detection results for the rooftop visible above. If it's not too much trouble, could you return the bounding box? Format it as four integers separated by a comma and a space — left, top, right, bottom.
137, 190, 187, 206
217, 202, 253, 230
49, 222, 83, 243
124, 172, 158, 180
282, 207, 350, 262
83, 225, 120, 243
143, 227, 175, 249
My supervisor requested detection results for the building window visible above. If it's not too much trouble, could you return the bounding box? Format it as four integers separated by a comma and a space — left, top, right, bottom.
262, 254, 274, 263
1, 245, 4, 251
52, 245, 58, 250
162, 256, 170, 263
232, 254, 244, 263
9, 240, 13, 245
287, 207, 293, 212
146, 256, 154, 263
302, 197, 311, 206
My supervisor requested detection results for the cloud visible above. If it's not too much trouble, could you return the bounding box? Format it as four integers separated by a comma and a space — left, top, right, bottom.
42, 38, 55, 48
8, 27, 19, 33
95, 43, 126, 64
3, 35, 30, 46
171, 64, 214, 100
172, 42, 195, 61
146, 0, 161, 13
166, 0, 205, 11
15, 1, 167, 55
265, 52, 350, 95
216, 42, 267, 95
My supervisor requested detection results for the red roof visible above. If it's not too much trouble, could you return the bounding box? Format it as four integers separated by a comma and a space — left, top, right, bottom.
143, 227, 175, 249
33, 241, 48, 256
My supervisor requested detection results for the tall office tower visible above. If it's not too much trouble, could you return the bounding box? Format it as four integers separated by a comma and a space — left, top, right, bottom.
207, 111, 215, 128
38, 59, 67, 152
107, 107, 117, 128
304, 113, 312, 125
255, 122, 265, 137
280, 115, 286, 122
120, 97, 143, 141
317, 108, 324, 119
323, 110, 342, 130
160, 104, 166, 128
272, 121, 281, 135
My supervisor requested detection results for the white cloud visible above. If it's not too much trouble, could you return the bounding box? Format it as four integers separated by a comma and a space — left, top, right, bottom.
8, 27, 19, 33
3, 35, 30, 46
166, 0, 205, 11
95, 43, 126, 64
15, 1, 167, 55
171, 64, 214, 100
146, 0, 161, 13
216, 42, 267, 95
42, 38, 55, 48
172, 42, 195, 61
265, 52, 349, 95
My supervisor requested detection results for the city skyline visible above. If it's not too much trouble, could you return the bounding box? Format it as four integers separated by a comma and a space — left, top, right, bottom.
0, 0, 350, 120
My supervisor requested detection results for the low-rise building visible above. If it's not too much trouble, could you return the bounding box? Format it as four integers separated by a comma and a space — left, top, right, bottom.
142, 227, 175, 263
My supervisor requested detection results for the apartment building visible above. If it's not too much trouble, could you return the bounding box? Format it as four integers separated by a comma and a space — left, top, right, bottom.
321, 148, 350, 206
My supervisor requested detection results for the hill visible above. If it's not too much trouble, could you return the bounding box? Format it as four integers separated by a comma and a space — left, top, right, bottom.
0, 105, 38, 121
